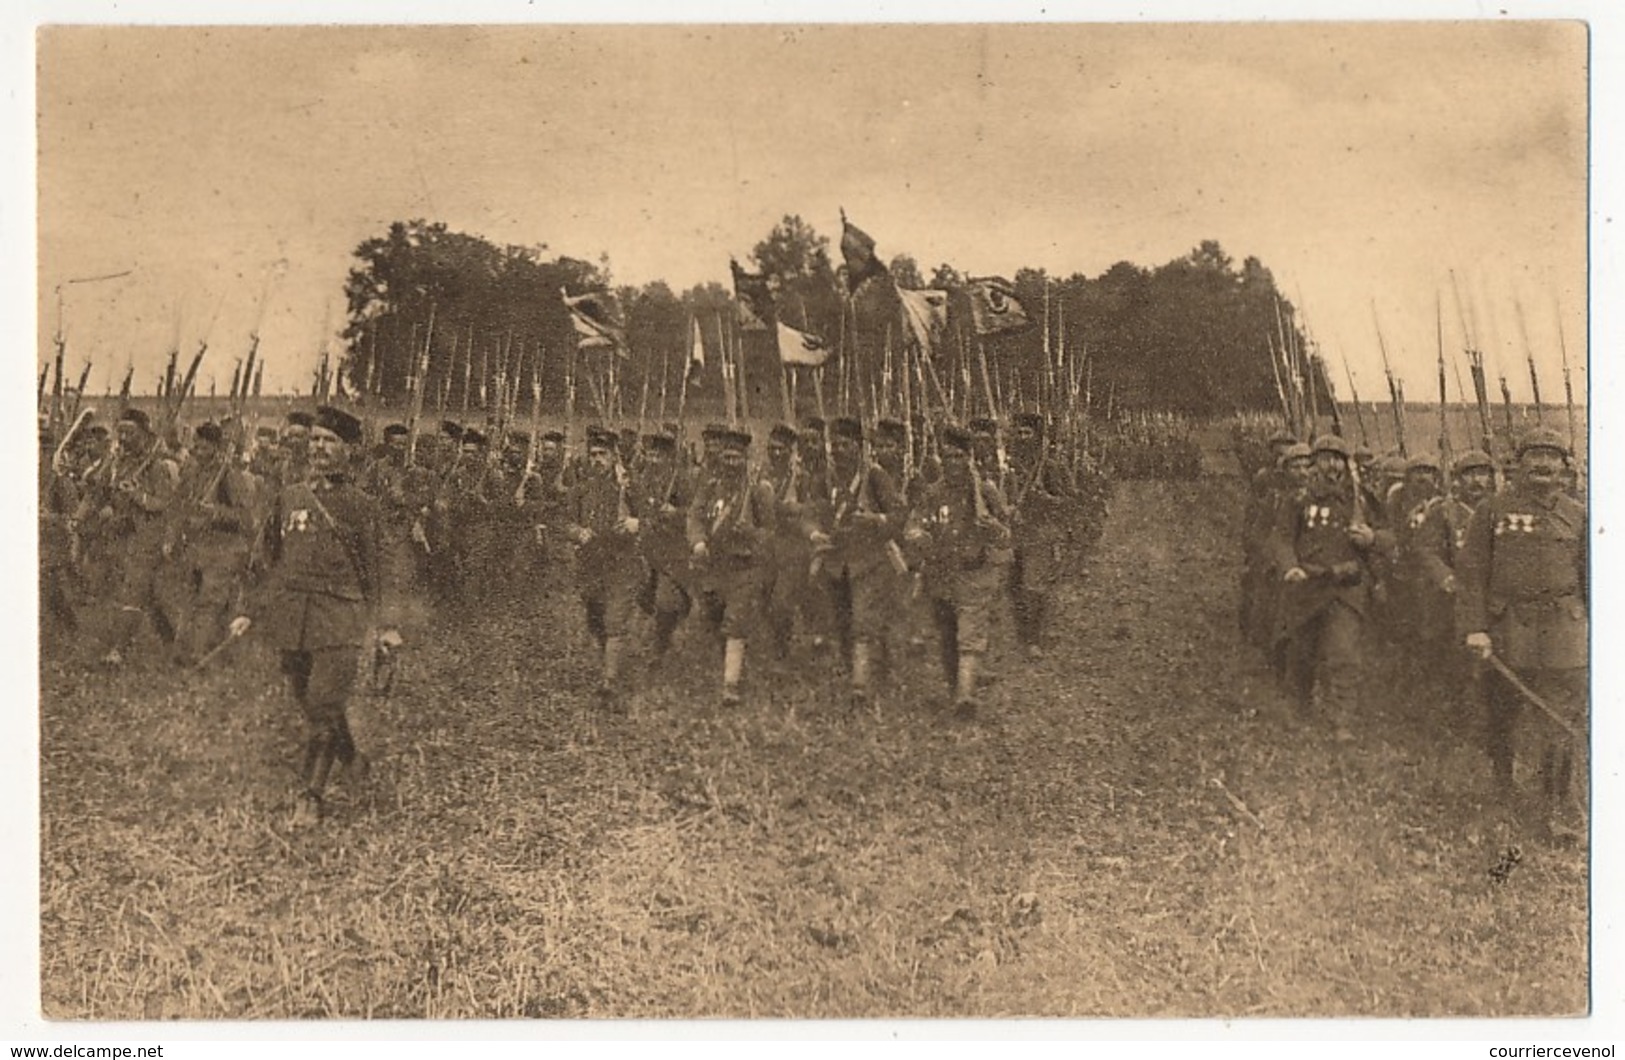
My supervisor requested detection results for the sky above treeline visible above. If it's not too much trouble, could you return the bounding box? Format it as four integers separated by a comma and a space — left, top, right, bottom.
35, 20, 1587, 405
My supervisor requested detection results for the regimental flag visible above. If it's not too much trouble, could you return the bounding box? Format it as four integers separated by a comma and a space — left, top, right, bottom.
730, 259, 774, 332
839, 211, 891, 295
776, 320, 832, 367
897, 287, 950, 360
965, 276, 1031, 336
563, 289, 627, 353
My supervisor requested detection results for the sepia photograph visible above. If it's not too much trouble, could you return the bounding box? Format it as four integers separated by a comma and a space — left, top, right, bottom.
23, 10, 1599, 1031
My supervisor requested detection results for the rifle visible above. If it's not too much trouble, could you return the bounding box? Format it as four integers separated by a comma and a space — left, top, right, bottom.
1514, 296, 1543, 425
405, 306, 435, 467
1371, 301, 1407, 456
1556, 303, 1578, 462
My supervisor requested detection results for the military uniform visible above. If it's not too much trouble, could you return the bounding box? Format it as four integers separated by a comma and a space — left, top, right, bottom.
629, 433, 695, 655
906, 424, 1013, 719
802, 418, 907, 702
563, 427, 647, 703
1456, 428, 1587, 834
93, 410, 182, 664
686, 428, 773, 705
1268, 436, 1390, 735
165, 423, 258, 664
244, 406, 383, 826
1006, 414, 1074, 657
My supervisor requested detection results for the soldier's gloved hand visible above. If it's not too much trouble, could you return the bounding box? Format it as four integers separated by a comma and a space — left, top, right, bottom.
1465, 631, 1493, 660
229, 616, 252, 638
377, 628, 404, 650
660, 503, 678, 515
904, 525, 927, 543
808, 530, 832, 550
1440, 574, 1457, 595
619, 516, 640, 535
575, 527, 594, 545
851, 511, 887, 527
692, 540, 709, 560
1347, 523, 1375, 548
1283, 566, 1309, 584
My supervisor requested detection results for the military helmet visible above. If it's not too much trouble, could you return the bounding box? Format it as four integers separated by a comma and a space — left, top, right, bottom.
1516, 426, 1569, 459
1281, 442, 1314, 464
1269, 429, 1299, 448
1310, 434, 1350, 459
1405, 452, 1441, 473
1452, 449, 1495, 475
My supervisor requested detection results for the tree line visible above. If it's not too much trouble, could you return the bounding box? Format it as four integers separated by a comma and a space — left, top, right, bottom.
337, 216, 1314, 423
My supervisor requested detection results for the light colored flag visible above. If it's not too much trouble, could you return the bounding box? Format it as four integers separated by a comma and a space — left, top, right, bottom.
966, 277, 1030, 336
777, 320, 832, 367
897, 287, 949, 359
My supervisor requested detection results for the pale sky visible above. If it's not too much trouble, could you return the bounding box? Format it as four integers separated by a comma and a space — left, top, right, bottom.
36, 20, 1587, 403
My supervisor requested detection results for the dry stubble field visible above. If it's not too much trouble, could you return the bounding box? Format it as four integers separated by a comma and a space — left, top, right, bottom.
37, 473, 1588, 1020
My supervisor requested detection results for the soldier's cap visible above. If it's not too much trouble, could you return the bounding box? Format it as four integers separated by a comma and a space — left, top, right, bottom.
618, 427, 638, 442
506, 430, 530, 448
643, 432, 677, 454
721, 428, 752, 452
1405, 452, 1441, 473
383, 423, 409, 438
968, 417, 999, 436
701, 422, 730, 441
768, 423, 799, 446
1310, 434, 1350, 459
85, 424, 110, 438
1014, 412, 1045, 434
586, 425, 619, 452
440, 420, 464, 440
875, 418, 907, 443
285, 410, 315, 428
118, 407, 153, 433
1354, 445, 1375, 462
660, 421, 682, 438
1269, 429, 1298, 447
194, 422, 225, 446
1516, 426, 1569, 459
802, 416, 826, 433
941, 424, 975, 453
1452, 449, 1495, 475
1281, 442, 1314, 464
461, 428, 489, 449
830, 417, 864, 443
314, 405, 364, 445
1379, 454, 1407, 476
541, 429, 566, 445
255, 425, 279, 440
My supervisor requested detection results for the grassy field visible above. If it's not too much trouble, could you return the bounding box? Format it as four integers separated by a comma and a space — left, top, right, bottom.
37, 473, 1588, 1020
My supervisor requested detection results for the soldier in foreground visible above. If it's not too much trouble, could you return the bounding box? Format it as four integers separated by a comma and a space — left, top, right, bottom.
1456, 427, 1587, 842
562, 425, 645, 709
687, 427, 773, 707
231, 406, 385, 829
905, 423, 1012, 721
165, 421, 257, 665
1269, 434, 1388, 742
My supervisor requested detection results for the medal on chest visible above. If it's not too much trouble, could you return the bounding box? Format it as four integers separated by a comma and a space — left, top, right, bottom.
1495, 512, 1536, 536
1304, 503, 1334, 529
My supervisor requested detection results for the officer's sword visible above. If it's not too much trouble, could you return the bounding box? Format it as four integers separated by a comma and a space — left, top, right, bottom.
1484, 651, 1584, 744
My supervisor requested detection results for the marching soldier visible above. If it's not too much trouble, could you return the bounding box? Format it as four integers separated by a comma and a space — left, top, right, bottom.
687, 427, 773, 707
1410, 449, 1497, 715
1457, 427, 1587, 841
1006, 412, 1073, 658
1268, 434, 1391, 741
905, 423, 1013, 721
231, 406, 386, 829
760, 423, 812, 659
1240, 431, 1302, 648
803, 417, 906, 710
165, 421, 257, 665
629, 430, 695, 656
85, 408, 182, 666
562, 425, 646, 708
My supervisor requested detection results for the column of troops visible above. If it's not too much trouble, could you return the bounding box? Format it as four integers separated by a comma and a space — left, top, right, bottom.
1238, 428, 1588, 844
39, 406, 1110, 828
